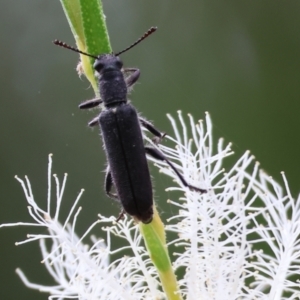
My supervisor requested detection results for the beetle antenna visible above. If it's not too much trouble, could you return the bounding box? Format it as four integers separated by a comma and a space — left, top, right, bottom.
53, 40, 98, 59
115, 27, 157, 56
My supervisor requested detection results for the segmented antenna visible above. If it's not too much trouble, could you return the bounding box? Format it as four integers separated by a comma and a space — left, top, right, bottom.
53, 26, 157, 58
115, 27, 157, 56
53, 40, 98, 59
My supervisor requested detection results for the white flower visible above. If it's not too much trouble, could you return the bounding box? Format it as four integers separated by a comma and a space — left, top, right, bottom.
1, 155, 162, 300
1, 112, 300, 300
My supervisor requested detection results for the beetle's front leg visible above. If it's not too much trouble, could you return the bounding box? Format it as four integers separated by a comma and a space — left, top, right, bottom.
124, 68, 140, 88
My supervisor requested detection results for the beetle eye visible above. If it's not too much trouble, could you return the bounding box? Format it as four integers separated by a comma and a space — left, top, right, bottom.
96, 62, 104, 70
115, 60, 123, 69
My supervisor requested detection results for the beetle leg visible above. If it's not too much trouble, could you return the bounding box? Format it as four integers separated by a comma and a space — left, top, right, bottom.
145, 146, 207, 194
140, 118, 167, 144
79, 98, 103, 109
105, 167, 126, 222
124, 68, 140, 88
116, 210, 126, 222
87, 115, 100, 127
105, 166, 119, 200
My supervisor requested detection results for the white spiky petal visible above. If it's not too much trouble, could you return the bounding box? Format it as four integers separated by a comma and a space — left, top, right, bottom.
1, 112, 300, 300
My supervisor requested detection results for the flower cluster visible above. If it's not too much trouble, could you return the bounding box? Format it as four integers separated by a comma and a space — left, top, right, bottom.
1, 112, 299, 299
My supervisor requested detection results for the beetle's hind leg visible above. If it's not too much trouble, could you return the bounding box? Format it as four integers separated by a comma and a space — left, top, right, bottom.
145, 146, 207, 193
105, 167, 127, 222
116, 210, 126, 222
105, 166, 119, 200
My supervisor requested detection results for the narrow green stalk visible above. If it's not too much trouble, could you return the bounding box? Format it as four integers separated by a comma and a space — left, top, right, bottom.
59, 0, 111, 95
140, 206, 182, 300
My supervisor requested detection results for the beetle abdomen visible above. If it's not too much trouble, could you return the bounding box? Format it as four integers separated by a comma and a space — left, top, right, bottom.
99, 103, 153, 223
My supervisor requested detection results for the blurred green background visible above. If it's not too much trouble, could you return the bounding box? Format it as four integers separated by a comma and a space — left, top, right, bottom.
1, 1, 300, 298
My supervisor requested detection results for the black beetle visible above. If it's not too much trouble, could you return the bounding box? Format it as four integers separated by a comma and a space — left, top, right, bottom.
54, 27, 206, 224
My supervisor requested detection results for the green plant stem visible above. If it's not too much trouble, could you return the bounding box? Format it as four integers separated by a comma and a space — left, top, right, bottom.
59, 0, 111, 94
140, 206, 182, 300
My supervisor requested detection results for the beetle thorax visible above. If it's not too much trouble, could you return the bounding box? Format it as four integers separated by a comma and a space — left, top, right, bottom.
94, 54, 128, 107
